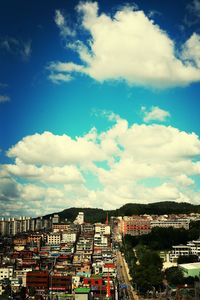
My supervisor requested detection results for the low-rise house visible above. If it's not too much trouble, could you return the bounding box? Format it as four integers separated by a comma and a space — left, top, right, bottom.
49, 273, 72, 293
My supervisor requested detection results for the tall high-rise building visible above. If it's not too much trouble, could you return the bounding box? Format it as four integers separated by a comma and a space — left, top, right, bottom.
52, 214, 60, 224
0, 218, 7, 236
74, 212, 84, 225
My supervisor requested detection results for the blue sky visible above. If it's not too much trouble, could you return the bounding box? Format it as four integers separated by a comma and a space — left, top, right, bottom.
1, 0, 200, 217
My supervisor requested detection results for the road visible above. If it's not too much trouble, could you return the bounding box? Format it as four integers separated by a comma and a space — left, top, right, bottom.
116, 250, 140, 300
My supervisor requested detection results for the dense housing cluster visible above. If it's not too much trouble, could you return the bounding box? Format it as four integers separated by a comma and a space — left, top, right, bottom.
1, 212, 200, 299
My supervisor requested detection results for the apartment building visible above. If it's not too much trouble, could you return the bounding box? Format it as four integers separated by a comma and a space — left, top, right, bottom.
52, 223, 70, 232
15, 268, 32, 287
47, 233, 61, 245
169, 245, 191, 262
151, 218, 190, 230
52, 214, 60, 224
76, 237, 93, 253
169, 239, 200, 262
0, 266, 13, 280
27, 234, 43, 248
95, 223, 110, 235
187, 240, 200, 256
26, 271, 49, 291
120, 216, 151, 236
94, 233, 109, 249
62, 232, 77, 243
74, 212, 84, 225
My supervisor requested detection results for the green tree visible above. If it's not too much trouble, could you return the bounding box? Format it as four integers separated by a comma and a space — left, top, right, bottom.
165, 267, 184, 286
178, 255, 199, 264
131, 245, 163, 294
29, 286, 36, 297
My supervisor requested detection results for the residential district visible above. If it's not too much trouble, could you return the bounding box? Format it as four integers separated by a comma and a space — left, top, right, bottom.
0, 212, 200, 300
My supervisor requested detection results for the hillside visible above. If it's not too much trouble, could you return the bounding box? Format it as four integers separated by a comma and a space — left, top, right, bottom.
44, 201, 200, 223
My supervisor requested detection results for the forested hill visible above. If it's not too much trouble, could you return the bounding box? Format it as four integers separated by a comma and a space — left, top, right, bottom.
45, 201, 200, 223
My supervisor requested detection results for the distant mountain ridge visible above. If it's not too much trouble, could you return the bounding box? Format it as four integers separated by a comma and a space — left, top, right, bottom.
45, 201, 200, 223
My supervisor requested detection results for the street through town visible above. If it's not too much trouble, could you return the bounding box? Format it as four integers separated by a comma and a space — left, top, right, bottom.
116, 250, 140, 300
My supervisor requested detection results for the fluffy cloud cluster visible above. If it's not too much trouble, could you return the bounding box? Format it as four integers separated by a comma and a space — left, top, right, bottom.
48, 2, 200, 88
2, 114, 200, 216
142, 106, 170, 122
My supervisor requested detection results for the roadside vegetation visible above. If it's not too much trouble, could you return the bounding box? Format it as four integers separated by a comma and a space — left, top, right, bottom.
122, 221, 200, 295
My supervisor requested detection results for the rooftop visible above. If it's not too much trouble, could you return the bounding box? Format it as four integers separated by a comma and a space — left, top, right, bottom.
74, 287, 90, 294
179, 262, 200, 270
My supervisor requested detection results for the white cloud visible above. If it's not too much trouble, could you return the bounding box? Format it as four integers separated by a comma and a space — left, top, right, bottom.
47, 62, 84, 83
48, 62, 83, 73
174, 174, 195, 186
181, 33, 200, 68
55, 10, 76, 38
48, 72, 73, 84
49, 2, 200, 88
3, 114, 200, 215
185, 0, 200, 27
0, 37, 31, 60
4, 160, 84, 184
142, 106, 170, 122
0, 95, 10, 103
21, 184, 64, 201
7, 131, 105, 165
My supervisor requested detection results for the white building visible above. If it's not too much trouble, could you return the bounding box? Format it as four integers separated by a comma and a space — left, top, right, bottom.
74, 212, 84, 225
94, 233, 108, 248
15, 268, 32, 287
102, 262, 116, 277
0, 218, 7, 236
95, 223, 110, 235
0, 217, 33, 236
76, 237, 93, 253
35, 217, 43, 230
151, 219, 190, 230
52, 214, 60, 224
0, 267, 13, 280
187, 240, 200, 256
169, 245, 191, 262
62, 232, 77, 243
169, 239, 200, 262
